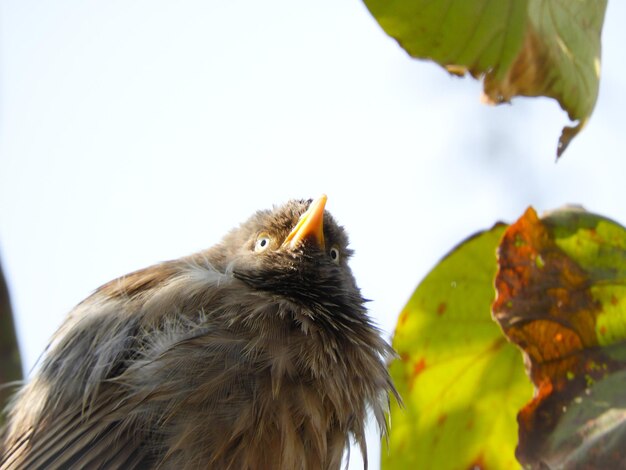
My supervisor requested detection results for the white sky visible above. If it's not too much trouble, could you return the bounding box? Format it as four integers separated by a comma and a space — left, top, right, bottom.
1, 1, 625, 468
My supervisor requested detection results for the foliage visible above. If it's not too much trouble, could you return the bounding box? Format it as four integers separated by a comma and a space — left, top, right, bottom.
383, 225, 532, 469
494, 207, 626, 468
362, 0, 607, 157
0, 262, 22, 425
384, 207, 626, 468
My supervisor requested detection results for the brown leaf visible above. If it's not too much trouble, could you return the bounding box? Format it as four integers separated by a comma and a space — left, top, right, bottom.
493, 207, 626, 468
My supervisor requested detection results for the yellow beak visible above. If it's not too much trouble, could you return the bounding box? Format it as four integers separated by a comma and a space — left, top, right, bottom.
283, 194, 327, 250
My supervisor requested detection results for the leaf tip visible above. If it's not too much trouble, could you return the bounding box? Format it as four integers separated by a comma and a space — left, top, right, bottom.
557, 119, 587, 159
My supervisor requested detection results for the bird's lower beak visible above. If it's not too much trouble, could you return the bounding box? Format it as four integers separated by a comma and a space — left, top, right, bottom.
283, 194, 327, 250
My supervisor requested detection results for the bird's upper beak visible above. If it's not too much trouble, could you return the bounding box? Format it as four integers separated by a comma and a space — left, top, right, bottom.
282, 194, 327, 250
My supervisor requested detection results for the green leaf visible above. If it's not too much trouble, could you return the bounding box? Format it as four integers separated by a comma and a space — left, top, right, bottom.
362, 0, 607, 157
493, 207, 626, 467
383, 224, 532, 470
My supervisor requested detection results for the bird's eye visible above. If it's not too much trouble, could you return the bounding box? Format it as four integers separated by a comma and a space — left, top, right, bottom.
329, 246, 340, 264
255, 233, 272, 252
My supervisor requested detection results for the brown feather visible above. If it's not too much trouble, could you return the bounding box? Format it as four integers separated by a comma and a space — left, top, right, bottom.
1, 198, 398, 469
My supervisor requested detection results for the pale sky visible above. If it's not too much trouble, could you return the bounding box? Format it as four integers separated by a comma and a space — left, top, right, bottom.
1, 1, 625, 467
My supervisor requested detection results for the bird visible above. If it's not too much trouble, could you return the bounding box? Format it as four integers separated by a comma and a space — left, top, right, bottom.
1, 195, 398, 470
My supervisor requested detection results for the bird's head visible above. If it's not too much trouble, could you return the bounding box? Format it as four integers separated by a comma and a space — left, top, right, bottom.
208, 195, 365, 319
